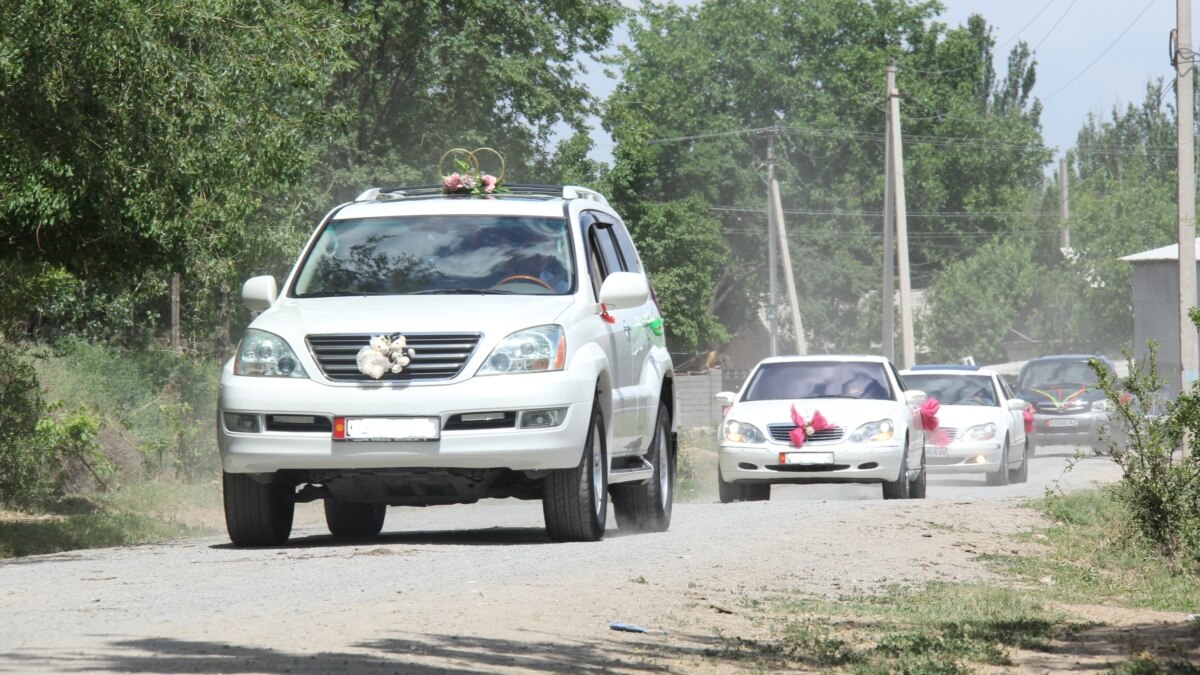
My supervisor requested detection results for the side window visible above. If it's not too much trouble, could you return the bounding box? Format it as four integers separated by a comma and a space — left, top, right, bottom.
609, 221, 642, 274
889, 363, 907, 392
590, 224, 626, 277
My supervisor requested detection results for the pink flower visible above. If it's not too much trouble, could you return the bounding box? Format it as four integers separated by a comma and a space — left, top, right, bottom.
482, 174, 498, 193
443, 172, 463, 191
460, 173, 477, 190
789, 404, 831, 448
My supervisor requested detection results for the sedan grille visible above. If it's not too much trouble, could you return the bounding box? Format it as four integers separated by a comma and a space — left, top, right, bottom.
306, 333, 482, 382
938, 428, 959, 441
766, 424, 845, 444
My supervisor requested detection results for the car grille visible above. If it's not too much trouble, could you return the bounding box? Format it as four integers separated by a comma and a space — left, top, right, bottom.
306, 333, 482, 382
938, 428, 959, 441
766, 424, 845, 444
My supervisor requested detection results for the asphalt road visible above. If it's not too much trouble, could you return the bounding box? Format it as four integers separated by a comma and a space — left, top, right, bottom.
0, 445, 1121, 674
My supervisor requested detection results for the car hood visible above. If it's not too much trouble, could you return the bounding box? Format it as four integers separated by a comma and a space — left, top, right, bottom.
728, 398, 909, 428
249, 295, 577, 339
1017, 385, 1104, 408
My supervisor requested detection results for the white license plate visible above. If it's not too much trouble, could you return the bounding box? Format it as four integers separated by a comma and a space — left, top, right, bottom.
343, 417, 439, 441
782, 452, 834, 465
927, 446, 948, 457
1047, 419, 1079, 428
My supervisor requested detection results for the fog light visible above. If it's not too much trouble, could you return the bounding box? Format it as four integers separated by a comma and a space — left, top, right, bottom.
971, 454, 987, 464
519, 408, 567, 429
223, 412, 261, 433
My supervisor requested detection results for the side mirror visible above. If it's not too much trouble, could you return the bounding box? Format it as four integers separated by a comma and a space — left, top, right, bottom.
715, 391, 736, 406
904, 389, 927, 406
598, 272, 649, 310
242, 275, 278, 313
1007, 399, 1028, 411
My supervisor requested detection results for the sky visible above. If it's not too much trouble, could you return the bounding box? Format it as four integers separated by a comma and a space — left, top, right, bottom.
581, 0, 1179, 165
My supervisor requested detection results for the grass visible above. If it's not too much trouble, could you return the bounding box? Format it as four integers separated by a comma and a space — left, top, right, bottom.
698, 488, 1200, 674
676, 426, 720, 503
0, 481, 222, 559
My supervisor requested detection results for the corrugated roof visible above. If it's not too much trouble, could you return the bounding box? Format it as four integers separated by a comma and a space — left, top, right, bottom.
1120, 237, 1200, 262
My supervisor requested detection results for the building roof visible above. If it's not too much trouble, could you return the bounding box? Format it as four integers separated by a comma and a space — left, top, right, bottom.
1120, 238, 1200, 262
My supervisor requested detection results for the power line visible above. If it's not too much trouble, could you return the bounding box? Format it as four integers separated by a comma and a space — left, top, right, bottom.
1031, 0, 1080, 51
1042, 0, 1157, 101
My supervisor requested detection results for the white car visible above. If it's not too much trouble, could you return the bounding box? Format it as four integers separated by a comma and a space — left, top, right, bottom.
899, 365, 1029, 485
715, 355, 928, 501
218, 183, 676, 545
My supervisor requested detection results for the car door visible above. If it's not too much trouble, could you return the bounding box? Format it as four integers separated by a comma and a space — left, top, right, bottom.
607, 218, 655, 441
583, 214, 639, 454
997, 375, 1027, 447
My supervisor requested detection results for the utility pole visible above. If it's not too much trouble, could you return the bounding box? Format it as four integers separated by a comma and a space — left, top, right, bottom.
1177, 0, 1198, 413
1059, 158, 1070, 251
767, 135, 779, 357
886, 66, 915, 368
767, 130, 807, 354
883, 85, 896, 362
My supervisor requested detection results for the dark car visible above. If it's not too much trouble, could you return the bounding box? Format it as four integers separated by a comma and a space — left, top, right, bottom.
1016, 354, 1117, 453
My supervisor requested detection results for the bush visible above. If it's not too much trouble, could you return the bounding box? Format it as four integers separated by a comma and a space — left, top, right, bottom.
1092, 341, 1200, 569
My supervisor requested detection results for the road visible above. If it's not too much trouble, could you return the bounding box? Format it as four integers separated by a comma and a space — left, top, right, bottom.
0, 446, 1120, 674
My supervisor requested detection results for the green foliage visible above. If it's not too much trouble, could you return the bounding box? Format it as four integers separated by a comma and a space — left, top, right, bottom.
922, 236, 1037, 363
1092, 339, 1200, 570
606, 2, 1050, 355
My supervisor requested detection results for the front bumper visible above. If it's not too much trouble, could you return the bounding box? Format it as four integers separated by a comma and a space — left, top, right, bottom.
925, 440, 1004, 474
218, 367, 597, 473
1031, 410, 1110, 447
717, 441, 905, 485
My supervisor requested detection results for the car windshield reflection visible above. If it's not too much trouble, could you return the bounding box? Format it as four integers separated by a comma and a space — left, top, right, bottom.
742, 361, 892, 401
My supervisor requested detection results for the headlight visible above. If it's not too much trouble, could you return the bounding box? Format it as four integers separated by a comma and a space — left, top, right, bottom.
963, 423, 997, 441
723, 419, 767, 444
849, 419, 894, 443
1092, 399, 1114, 412
477, 325, 566, 375
234, 329, 308, 378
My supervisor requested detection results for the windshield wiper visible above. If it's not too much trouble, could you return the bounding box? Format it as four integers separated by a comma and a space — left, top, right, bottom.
411, 288, 514, 295
295, 290, 392, 298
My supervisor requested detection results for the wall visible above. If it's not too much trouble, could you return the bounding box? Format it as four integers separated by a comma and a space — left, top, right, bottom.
674, 369, 752, 428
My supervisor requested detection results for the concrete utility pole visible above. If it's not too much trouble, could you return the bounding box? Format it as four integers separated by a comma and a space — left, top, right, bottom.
1059, 158, 1070, 251
883, 89, 896, 361
1177, 0, 1198, 407
767, 132, 807, 355
767, 135, 779, 357
886, 66, 916, 368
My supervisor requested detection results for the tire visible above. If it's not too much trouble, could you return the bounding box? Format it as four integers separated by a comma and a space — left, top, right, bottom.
908, 447, 927, 499
1009, 438, 1030, 484
718, 469, 769, 502
324, 500, 387, 538
1028, 438, 1038, 457
543, 398, 608, 542
612, 401, 674, 533
882, 440, 911, 500
986, 436, 1011, 486
223, 471, 295, 547
744, 483, 770, 501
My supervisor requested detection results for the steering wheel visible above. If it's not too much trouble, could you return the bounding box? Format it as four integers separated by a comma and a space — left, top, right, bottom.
496, 274, 553, 290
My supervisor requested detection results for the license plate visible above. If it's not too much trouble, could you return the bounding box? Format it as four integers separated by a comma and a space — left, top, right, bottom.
1047, 419, 1079, 428
781, 452, 834, 465
927, 446, 948, 457
342, 417, 439, 441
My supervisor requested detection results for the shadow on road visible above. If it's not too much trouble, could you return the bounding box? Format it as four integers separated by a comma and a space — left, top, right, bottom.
210, 525, 557, 551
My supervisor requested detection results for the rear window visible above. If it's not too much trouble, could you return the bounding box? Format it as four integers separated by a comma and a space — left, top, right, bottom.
291, 215, 574, 296
742, 361, 892, 401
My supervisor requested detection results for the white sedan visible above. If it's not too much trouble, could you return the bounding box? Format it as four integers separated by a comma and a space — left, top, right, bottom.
715, 355, 928, 501
899, 366, 1029, 485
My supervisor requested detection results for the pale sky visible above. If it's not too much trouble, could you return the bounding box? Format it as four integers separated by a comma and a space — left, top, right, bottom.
582, 0, 1179, 165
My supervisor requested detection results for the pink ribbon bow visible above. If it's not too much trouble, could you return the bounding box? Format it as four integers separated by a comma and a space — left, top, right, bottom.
789, 404, 831, 448
920, 397, 952, 447
1023, 405, 1035, 433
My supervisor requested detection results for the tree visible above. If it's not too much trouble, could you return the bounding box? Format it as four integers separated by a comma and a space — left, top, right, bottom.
605, 1, 1050, 358
0, 0, 351, 342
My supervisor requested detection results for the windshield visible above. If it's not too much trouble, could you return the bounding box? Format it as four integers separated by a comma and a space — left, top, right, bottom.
1018, 360, 1098, 390
742, 361, 893, 402
904, 374, 997, 407
291, 215, 574, 296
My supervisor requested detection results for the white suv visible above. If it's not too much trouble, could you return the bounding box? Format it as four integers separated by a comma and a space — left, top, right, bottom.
218, 184, 677, 545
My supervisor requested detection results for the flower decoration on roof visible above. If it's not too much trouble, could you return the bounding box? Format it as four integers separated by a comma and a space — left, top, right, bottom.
439, 147, 508, 197
789, 404, 832, 448
356, 334, 416, 379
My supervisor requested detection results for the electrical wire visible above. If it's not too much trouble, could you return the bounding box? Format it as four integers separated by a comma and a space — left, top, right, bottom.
1031, 0, 1080, 52
1042, 0, 1157, 102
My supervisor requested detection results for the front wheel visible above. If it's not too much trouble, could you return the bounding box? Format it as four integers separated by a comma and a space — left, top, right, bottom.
223, 472, 295, 547
882, 440, 911, 500
908, 447, 927, 499
543, 398, 608, 542
986, 436, 1011, 486
1009, 437, 1030, 484
324, 500, 387, 538
612, 401, 674, 533
718, 469, 769, 503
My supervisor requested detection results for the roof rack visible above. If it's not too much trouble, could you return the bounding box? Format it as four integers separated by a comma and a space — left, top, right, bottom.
353, 184, 609, 206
